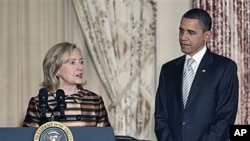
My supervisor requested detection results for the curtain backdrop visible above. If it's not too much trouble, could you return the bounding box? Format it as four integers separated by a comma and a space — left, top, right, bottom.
193, 0, 250, 124
72, 0, 157, 140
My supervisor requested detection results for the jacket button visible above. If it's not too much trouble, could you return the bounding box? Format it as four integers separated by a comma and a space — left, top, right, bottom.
182, 122, 186, 125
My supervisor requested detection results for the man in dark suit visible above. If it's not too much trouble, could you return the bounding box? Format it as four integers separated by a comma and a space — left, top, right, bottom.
154, 8, 238, 141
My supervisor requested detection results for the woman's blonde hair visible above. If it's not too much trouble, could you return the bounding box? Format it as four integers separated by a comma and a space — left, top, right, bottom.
41, 42, 83, 92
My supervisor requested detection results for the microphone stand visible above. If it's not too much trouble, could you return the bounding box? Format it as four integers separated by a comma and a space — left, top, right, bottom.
58, 111, 66, 121
56, 101, 66, 121
39, 111, 49, 126
48, 107, 55, 121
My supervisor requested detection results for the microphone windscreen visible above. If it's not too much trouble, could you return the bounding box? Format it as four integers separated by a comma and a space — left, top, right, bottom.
56, 89, 66, 110
38, 88, 48, 112
39, 88, 48, 99
56, 89, 65, 99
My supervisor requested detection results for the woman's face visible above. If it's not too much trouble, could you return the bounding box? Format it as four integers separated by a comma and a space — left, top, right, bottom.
57, 49, 84, 88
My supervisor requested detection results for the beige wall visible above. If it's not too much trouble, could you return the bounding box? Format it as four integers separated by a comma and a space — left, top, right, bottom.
156, 0, 192, 81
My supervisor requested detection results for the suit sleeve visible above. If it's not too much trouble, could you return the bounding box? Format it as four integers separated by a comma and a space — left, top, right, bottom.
154, 66, 174, 141
198, 61, 239, 141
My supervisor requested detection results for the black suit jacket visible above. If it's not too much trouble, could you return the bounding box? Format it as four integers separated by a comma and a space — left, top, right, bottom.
154, 49, 238, 141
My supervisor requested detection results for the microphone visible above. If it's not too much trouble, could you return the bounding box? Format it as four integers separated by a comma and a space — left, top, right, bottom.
38, 88, 48, 125
56, 89, 67, 121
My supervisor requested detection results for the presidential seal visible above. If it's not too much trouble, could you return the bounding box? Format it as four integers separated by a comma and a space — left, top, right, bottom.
34, 121, 73, 141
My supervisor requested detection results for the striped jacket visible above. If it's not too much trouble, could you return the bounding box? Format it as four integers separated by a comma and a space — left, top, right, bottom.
22, 88, 111, 127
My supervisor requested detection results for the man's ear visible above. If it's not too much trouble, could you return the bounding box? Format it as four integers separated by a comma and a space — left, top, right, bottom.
204, 30, 212, 42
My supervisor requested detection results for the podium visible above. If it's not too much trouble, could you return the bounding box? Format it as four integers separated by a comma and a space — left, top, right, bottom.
0, 126, 116, 141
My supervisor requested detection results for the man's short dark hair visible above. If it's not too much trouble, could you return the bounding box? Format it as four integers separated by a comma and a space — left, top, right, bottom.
182, 8, 212, 32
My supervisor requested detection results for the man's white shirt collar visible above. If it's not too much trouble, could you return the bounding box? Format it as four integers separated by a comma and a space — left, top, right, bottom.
185, 46, 207, 74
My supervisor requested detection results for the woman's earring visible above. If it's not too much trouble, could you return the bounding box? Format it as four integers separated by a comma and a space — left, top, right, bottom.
56, 73, 60, 79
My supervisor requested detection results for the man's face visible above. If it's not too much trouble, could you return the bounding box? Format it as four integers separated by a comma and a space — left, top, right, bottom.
179, 18, 211, 56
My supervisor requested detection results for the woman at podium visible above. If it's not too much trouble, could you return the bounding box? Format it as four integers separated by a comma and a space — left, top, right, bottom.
22, 42, 111, 127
